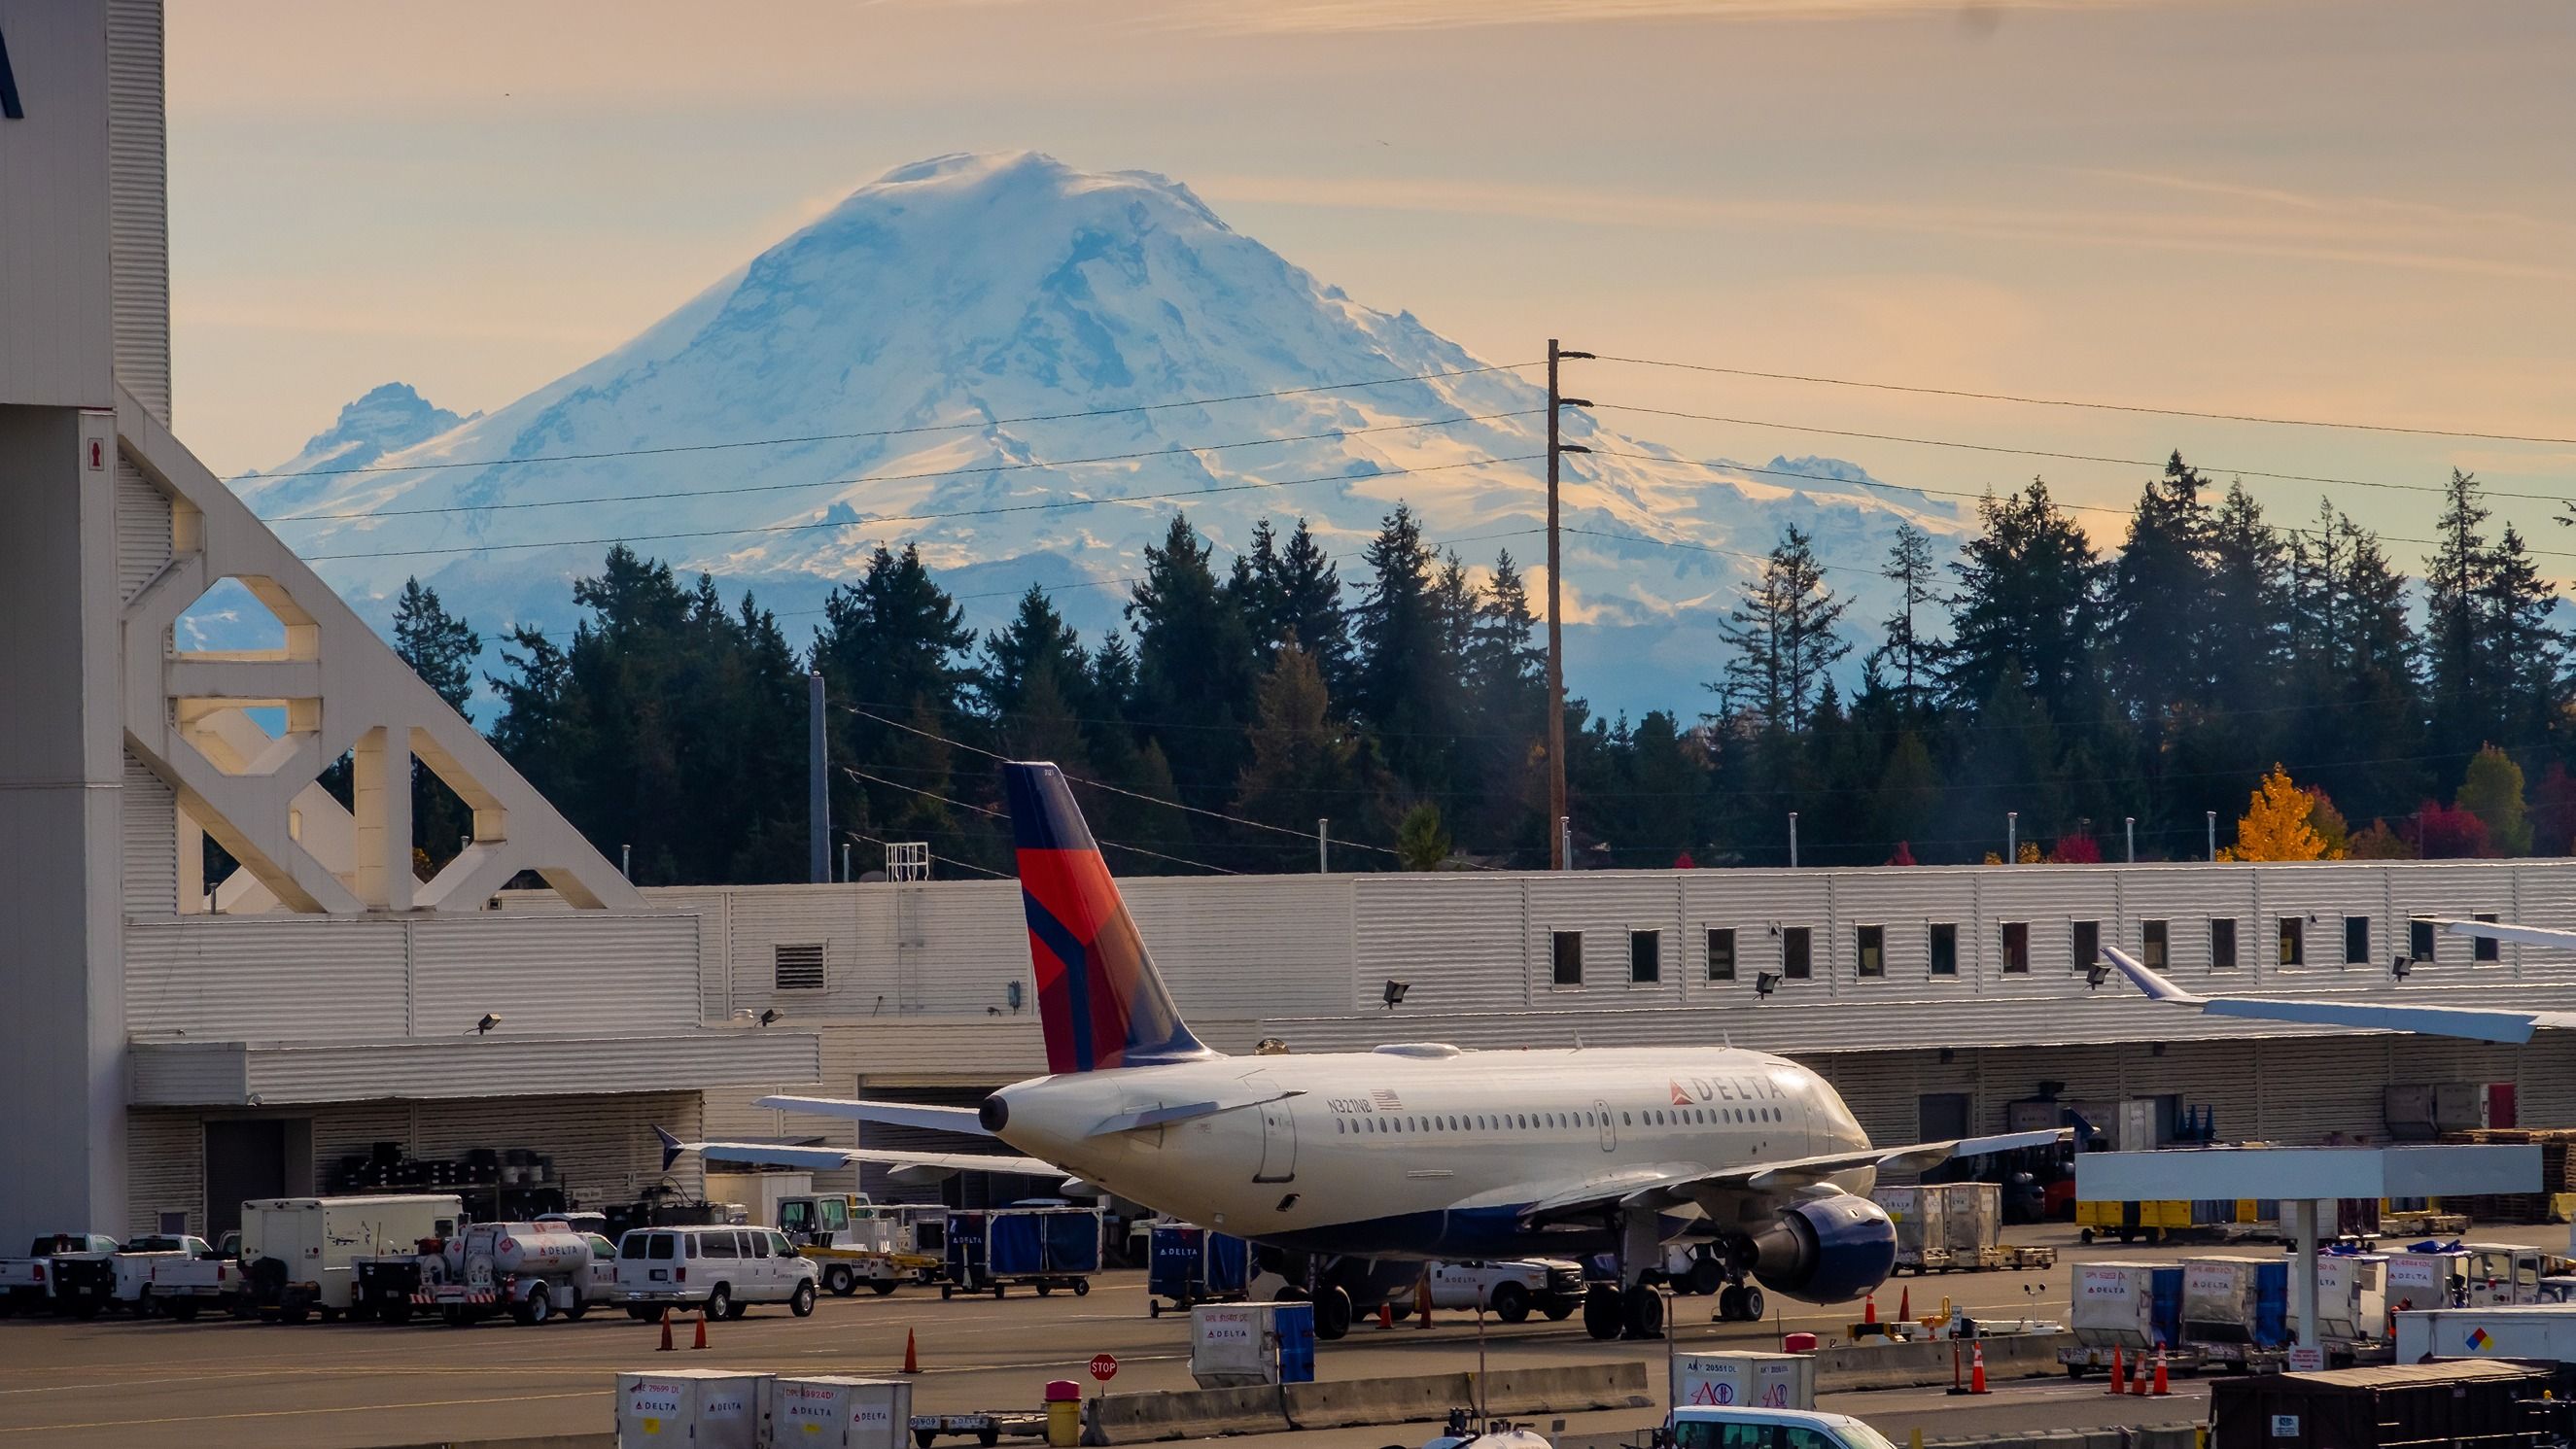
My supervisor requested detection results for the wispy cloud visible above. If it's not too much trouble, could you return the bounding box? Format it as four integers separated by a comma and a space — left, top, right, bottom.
1171, 0, 2182, 34
1196, 172, 2576, 284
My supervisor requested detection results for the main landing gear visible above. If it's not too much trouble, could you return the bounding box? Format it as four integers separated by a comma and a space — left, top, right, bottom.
1582, 1214, 1669, 1341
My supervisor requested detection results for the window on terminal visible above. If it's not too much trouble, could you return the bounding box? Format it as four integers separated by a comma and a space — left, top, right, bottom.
2141, 919, 2169, 970
1782, 926, 1813, 979
1856, 924, 1885, 978
2211, 917, 2237, 969
1929, 922, 1958, 977
1551, 931, 1584, 986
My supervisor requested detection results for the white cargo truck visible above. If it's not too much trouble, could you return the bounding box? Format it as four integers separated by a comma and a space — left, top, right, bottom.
1424, 1259, 1584, 1323
420, 1221, 605, 1325
239, 1193, 463, 1323
2395, 1304, 2576, 1364
1670, 1352, 1818, 1411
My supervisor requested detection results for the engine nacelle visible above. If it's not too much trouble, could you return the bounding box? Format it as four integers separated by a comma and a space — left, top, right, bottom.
1746, 1194, 1897, 1305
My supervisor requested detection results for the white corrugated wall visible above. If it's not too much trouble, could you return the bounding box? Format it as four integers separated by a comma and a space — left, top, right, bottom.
115, 457, 170, 601
105, 0, 169, 424
1354, 875, 1532, 1016
122, 748, 176, 917
126, 1111, 203, 1237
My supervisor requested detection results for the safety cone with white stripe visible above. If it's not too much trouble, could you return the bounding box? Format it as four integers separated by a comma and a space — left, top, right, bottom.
2151, 1350, 2172, 1397
1968, 1341, 1990, 1396
2106, 1347, 2125, 1397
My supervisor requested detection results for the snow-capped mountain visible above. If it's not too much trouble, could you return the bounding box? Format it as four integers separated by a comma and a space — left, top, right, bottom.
240, 152, 1960, 720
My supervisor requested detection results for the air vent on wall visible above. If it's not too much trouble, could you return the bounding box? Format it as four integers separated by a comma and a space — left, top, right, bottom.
773, 942, 825, 991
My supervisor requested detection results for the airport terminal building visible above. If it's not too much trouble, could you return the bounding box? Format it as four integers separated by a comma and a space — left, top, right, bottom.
10, 0, 2576, 1252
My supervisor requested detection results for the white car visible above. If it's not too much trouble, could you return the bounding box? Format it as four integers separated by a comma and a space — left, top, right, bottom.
1666, 1408, 1902, 1449
614, 1225, 818, 1321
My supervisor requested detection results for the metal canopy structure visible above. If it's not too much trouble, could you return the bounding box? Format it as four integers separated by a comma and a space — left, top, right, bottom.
2077, 1145, 2542, 1353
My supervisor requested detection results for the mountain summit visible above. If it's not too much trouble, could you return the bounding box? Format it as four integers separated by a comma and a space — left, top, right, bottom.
246, 152, 1956, 717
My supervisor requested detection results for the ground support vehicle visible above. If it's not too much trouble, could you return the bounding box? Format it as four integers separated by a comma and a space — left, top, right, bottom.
417, 1221, 606, 1326
780, 1193, 940, 1297
2001, 1245, 2057, 1269
1664, 1405, 1904, 1449
940, 1207, 1102, 1299
614, 1225, 819, 1321
1423, 1259, 1584, 1324
0, 1234, 120, 1318
109, 1236, 228, 1318
909, 1410, 1049, 1448
239, 1194, 462, 1323
1147, 1223, 1253, 1316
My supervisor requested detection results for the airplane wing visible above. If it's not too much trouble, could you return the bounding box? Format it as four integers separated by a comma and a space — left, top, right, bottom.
653, 1126, 1058, 1177
2428, 917, 2576, 951
1516, 1129, 2068, 1223
754, 1096, 994, 1134
2102, 946, 2576, 1045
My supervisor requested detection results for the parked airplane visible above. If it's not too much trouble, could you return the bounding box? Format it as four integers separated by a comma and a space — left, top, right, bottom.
672, 762, 2061, 1340
2101, 917, 2576, 1044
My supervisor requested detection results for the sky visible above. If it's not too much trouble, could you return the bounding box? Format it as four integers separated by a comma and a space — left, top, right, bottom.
165, 0, 2576, 580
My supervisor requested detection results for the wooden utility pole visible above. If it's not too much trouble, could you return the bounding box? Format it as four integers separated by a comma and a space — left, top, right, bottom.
1545, 339, 1592, 870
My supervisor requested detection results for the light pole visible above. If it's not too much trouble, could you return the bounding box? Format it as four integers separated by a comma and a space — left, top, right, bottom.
1545, 338, 1593, 870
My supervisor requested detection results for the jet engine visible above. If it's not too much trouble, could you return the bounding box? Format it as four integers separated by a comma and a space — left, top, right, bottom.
1744, 1193, 1897, 1304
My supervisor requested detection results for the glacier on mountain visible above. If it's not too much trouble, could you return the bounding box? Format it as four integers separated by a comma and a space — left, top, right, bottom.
237, 151, 1961, 721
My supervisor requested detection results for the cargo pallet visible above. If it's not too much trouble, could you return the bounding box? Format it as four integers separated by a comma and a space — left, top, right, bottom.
1895, 1244, 2054, 1275
911, 1411, 1047, 1448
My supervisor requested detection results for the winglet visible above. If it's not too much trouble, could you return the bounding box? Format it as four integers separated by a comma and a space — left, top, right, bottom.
2103, 946, 2206, 1006
654, 1124, 684, 1173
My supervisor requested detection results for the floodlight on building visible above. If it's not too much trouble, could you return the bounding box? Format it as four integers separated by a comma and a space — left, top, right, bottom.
1754, 972, 1780, 999
2391, 954, 2414, 981
1381, 980, 1410, 1010
2084, 963, 2111, 990
758, 1009, 783, 1027
474, 1013, 502, 1035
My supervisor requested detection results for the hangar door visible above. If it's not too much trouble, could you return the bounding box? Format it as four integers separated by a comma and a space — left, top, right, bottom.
204, 1119, 311, 1238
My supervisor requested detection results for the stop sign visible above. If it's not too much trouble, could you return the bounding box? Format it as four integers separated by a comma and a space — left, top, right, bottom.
1089, 1354, 1119, 1383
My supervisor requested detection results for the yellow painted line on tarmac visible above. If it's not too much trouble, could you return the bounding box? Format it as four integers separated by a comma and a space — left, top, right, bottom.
0, 1389, 602, 1435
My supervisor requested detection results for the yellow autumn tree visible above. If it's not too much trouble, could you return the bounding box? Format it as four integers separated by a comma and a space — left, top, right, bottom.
2222, 763, 2341, 862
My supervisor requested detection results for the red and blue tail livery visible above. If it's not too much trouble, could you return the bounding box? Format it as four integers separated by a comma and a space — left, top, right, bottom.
1004, 762, 1209, 1074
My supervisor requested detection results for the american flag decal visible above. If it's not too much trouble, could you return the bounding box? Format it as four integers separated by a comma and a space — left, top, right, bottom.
1371, 1088, 1404, 1112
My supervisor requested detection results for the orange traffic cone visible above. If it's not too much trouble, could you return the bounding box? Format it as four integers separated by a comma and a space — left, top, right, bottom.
1897, 1287, 1911, 1324
1377, 1301, 1395, 1330
1414, 1276, 1433, 1330
2106, 1347, 2126, 1396
2151, 1350, 2171, 1397
903, 1328, 921, 1374
2130, 1352, 2147, 1396
1968, 1342, 1989, 1396
1863, 1294, 1879, 1326
657, 1308, 674, 1352
692, 1311, 709, 1350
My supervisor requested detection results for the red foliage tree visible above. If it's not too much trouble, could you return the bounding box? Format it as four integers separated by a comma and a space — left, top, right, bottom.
2048, 833, 2103, 864
1887, 840, 1919, 866
2416, 800, 2494, 859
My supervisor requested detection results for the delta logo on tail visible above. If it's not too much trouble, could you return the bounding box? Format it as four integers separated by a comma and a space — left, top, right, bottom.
1004, 764, 1207, 1074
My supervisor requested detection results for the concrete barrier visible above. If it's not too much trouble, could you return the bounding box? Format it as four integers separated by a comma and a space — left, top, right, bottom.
1285, 1371, 1474, 1430
1090, 1383, 1293, 1442
1812, 1332, 2077, 1393
1477, 1362, 1654, 1417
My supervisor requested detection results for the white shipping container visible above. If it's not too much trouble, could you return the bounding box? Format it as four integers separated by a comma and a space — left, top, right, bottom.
1940, 1183, 2002, 1256
2395, 1306, 2576, 1365
619, 1370, 767, 1449
2385, 1252, 2464, 1312
1669, 1353, 1816, 1411
765, 1376, 912, 1449
2183, 1257, 2279, 1342
2071, 1261, 2165, 1349
1190, 1302, 1304, 1388
2291, 1257, 2386, 1343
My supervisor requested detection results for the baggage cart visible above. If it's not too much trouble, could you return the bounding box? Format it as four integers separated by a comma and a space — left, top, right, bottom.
1147, 1223, 1250, 1315
2209, 1361, 2547, 1449
940, 1207, 1102, 1298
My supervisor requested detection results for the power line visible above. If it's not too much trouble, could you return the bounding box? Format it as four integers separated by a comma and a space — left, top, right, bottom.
1589, 403, 2576, 505
265, 410, 1540, 524
1591, 354, 2576, 449
301, 455, 1546, 563
839, 704, 1409, 860
840, 765, 1241, 875
239, 361, 1545, 483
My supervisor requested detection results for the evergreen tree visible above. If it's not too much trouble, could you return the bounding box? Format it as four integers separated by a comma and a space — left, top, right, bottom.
1461, 550, 1548, 857
1941, 478, 2109, 730
2424, 468, 2493, 761
981, 585, 1088, 719
1127, 512, 1261, 818
812, 544, 977, 838
1235, 642, 1371, 851
2476, 524, 2565, 749
1353, 504, 1465, 796
393, 577, 482, 714
1711, 525, 1850, 732
1248, 518, 1353, 702
1395, 802, 1452, 871
2106, 452, 2213, 720
1870, 522, 1939, 716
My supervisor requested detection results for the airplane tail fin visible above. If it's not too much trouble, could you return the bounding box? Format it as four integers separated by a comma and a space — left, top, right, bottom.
1004, 761, 1209, 1073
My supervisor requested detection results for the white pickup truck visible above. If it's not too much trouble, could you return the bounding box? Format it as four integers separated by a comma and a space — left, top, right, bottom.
1425, 1259, 1584, 1324
0, 1233, 121, 1318
109, 1235, 235, 1319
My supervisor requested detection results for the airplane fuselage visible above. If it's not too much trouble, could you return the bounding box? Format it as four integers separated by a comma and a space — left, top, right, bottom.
985, 1044, 1873, 1259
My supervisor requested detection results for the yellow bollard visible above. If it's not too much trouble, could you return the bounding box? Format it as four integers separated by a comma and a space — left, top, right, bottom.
1910, 1429, 1925, 1449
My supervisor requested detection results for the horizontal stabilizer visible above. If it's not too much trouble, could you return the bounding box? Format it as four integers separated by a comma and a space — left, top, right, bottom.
2431, 917, 2576, 951
2105, 945, 2576, 1045
757, 1095, 994, 1135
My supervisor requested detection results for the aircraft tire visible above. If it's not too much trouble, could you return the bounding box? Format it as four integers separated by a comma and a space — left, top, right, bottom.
1717, 1285, 1744, 1321
1314, 1286, 1353, 1341
1621, 1284, 1663, 1339
1582, 1285, 1620, 1341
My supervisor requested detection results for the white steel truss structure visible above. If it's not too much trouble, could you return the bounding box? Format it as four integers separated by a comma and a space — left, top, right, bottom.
114, 387, 640, 914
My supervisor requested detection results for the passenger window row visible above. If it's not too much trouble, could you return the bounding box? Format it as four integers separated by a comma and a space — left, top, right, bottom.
1332, 1106, 1784, 1135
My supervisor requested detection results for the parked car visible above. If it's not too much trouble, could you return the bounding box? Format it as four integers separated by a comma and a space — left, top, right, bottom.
614, 1225, 818, 1321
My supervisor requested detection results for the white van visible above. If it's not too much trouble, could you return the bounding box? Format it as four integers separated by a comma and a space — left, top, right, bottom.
1665, 1408, 1903, 1449
614, 1225, 818, 1321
